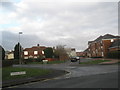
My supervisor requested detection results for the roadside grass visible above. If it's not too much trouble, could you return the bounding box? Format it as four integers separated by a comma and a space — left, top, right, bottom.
28, 60, 66, 64
79, 60, 110, 64
2, 67, 52, 81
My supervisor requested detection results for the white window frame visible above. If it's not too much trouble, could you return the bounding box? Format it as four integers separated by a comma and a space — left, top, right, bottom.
34, 56, 37, 58
102, 52, 104, 56
24, 56, 28, 59
34, 51, 38, 55
24, 51, 28, 55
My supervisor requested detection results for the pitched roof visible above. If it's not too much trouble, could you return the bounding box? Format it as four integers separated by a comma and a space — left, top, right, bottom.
84, 48, 89, 52
94, 34, 116, 41
102, 34, 116, 39
88, 41, 94, 44
24, 46, 46, 51
88, 34, 118, 43
94, 35, 103, 41
109, 39, 120, 48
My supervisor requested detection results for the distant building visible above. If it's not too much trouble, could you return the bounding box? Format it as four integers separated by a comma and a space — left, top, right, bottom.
76, 52, 84, 57
23, 44, 46, 59
85, 34, 120, 58
65, 48, 77, 57
5, 51, 14, 59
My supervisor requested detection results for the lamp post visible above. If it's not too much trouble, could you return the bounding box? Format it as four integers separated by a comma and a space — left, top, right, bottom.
19, 32, 23, 64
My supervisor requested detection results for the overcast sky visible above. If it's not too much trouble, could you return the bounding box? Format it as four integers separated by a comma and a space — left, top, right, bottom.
0, 0, 119, 51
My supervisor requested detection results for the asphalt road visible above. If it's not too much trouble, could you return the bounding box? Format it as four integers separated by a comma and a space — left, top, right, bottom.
12, 58, 119, 88
13, 71, 118, 88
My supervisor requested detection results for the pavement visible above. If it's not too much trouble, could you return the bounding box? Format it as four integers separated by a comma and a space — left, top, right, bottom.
96, 58, 120, 65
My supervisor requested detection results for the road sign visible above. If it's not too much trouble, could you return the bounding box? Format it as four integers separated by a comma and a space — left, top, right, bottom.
10, 71, 26, 76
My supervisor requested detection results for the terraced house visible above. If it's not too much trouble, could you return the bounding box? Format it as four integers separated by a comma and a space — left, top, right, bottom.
85, 34, 120, 58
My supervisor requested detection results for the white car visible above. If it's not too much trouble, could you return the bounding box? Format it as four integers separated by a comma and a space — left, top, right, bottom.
76, 57, 80, 60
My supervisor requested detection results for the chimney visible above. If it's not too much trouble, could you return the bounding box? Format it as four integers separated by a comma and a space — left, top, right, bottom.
37, 44, 40, 46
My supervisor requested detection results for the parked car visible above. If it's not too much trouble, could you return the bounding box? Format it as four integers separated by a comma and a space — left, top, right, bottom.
70, 57, 77, 62
76, 56, 80, 60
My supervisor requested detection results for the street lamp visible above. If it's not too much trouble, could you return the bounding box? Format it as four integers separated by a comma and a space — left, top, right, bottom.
19, 32, 23, 64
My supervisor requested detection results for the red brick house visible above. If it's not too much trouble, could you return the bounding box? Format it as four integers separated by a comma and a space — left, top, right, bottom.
86, 34, 120, 58
23, 44, 46, 59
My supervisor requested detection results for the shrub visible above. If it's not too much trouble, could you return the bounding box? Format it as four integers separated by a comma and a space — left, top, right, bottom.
23, 58, 43, 64
2, 59, 19, 67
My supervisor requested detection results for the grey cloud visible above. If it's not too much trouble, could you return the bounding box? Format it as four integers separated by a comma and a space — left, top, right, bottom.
3, 2, 118, 51
2, 31, 18, 50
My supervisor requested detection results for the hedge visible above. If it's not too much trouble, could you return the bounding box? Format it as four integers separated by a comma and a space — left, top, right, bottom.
2, 59, 19, 67
2, 58, 44, 67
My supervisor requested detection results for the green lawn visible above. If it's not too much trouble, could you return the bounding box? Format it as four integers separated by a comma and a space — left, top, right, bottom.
2, 67, 52, 81
80, 60, 110, 64
28, 60, 66, 64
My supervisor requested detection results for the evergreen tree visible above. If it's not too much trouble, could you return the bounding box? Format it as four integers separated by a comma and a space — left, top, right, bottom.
0, 45, 5, 60
44, 48, 54, 58
14, 43, 22, 60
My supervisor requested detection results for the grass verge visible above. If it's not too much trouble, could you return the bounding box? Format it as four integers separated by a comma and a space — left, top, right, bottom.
79, 60, 110, 64
2, 67, 52, 81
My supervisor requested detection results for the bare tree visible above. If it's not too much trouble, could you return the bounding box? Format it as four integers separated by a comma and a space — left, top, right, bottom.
54, 45, 69, 61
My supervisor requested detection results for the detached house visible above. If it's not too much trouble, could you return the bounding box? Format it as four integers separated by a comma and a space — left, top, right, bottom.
23, 44, 46, 59
86, 34, 120, 58
5, 51, 14, 60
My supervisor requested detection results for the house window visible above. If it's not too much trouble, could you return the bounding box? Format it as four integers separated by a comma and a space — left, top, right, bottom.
34, 51, 38, 55
24, 56, 28, 59
29, 55, 33, 58
24, 51, 28, 55
96, 49, 98, 52
34, 56, 37, 58
42, 51, 44, 54
102, 52, 104, 56
111, 39, 114, 42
